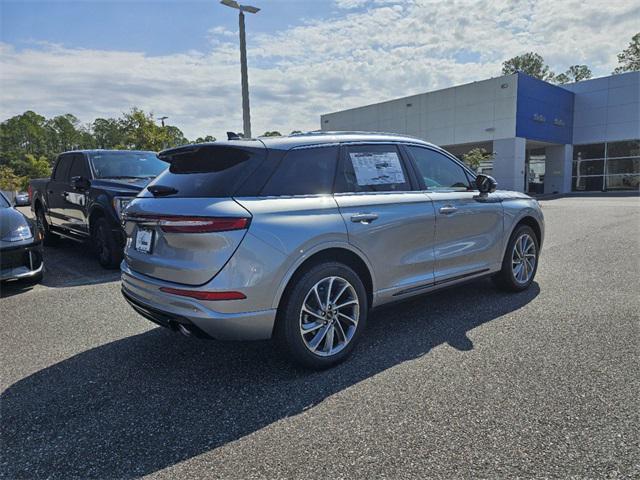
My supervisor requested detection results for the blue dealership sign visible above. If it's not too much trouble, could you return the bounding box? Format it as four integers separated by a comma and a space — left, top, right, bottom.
516, 73, 574, 144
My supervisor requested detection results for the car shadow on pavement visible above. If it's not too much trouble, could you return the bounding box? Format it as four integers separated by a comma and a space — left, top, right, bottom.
1, 279, 539, 479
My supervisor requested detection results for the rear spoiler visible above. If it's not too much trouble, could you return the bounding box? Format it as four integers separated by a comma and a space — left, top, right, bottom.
158, 141, 265, 163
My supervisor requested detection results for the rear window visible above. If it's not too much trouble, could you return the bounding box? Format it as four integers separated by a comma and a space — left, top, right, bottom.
146, 145, 265, 197
260, 146, 338, 196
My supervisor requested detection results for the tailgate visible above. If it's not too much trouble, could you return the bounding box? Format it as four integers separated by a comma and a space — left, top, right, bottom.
122, 197, 251, 286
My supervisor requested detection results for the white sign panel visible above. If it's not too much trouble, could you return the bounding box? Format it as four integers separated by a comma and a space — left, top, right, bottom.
349, 152, 405, 186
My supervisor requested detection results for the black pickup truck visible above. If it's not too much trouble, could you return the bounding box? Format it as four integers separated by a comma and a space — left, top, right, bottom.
30, 150, 168, 268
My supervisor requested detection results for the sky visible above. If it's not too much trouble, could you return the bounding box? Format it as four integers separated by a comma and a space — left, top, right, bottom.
1, 0, 638, 139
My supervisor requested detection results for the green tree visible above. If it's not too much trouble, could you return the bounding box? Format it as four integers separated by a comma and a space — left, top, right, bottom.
613, 32, 640, 74
118, 108, 188, 151
44, 114, 84, 154
0, 111, 49, 165
462, 147, 494, 172
0, 166, 26, 191
9, 153, 51, 180
193, 135, 216, 143
555, 65, 592, 84
290, 130, 303, 135
92, 117, 124, 149
502, 52, 555, 81
261, 131, 282, 137
163, 125, 189, 149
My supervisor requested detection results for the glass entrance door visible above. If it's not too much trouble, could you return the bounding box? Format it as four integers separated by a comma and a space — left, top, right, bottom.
525, 148, 546, 194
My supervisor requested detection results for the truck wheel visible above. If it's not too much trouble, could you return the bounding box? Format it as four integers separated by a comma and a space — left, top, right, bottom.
93, 217, 122, 269
276, 262, 368, 369
35, 206, 59, 246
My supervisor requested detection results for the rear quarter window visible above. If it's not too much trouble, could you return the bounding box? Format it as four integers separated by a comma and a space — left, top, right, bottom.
260, 145, 339, 196
146, 145, 265, 197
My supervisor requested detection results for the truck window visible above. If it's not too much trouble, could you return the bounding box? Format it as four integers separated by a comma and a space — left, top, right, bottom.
68, 154, 92, 179
53, 155, 74, 182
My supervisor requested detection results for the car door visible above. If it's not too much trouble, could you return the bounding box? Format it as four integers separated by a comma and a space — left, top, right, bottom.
333, 143, 436, 303
63, 153, 91, 235
404, 145, 503, 283
47, 153, 74, 229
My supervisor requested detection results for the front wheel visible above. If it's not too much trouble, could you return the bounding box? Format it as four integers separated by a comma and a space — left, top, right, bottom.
92, 217, 122, 269
493, 225, 539, 292
277, 262, 368, 369
36, 207, 59, 246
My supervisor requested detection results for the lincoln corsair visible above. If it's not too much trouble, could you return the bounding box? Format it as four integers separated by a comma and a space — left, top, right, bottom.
121, 132, 544, 368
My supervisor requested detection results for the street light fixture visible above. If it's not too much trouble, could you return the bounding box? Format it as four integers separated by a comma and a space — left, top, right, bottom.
220, 0, 260, 138
158, 116, 168, 128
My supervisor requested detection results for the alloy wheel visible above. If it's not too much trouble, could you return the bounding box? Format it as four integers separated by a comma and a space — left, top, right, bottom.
299, 276, 360, 357
512, 233, 536, 284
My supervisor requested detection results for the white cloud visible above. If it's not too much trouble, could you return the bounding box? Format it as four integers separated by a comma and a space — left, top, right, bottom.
1, 0, 638, 140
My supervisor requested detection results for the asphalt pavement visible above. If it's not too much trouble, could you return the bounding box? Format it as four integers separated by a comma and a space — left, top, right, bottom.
1, 195, 639, 479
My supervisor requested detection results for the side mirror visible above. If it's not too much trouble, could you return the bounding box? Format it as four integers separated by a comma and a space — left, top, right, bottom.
475, 174, 497, 194
71, 176, 91, 191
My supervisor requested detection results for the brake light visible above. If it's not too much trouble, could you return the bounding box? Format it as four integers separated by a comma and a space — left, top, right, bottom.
159, 287, 246, 301
128, 215, 250, 233
27, 185, 32, 202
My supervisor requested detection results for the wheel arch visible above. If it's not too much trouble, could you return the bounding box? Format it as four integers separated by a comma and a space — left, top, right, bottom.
88, 205, 106, 234
514, 215, 543, 249
274, 245, 375, 314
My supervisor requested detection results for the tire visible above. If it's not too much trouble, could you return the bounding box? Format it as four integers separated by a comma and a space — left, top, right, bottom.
35, 206, 59, 246
276, 262, 368, 369
493, 224, 539, 292
92, 217, 122, 269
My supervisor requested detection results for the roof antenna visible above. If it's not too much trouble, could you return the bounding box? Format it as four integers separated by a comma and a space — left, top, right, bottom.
227, 131, 242, 140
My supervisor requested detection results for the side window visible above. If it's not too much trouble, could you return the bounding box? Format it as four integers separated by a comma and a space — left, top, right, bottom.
335, 144, 411, 193
52, 155, 73, 181
68, 154, 91, 179
260, 146, 338, 196
407, 146, 471, 191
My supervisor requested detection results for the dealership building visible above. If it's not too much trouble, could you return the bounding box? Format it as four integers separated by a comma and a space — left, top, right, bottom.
320, 71, 639, 194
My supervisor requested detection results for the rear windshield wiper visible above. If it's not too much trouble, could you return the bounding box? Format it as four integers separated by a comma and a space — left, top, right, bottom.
147, 185, 178, 196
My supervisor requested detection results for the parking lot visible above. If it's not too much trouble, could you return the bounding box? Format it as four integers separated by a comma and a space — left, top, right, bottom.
1, 195, 639, 479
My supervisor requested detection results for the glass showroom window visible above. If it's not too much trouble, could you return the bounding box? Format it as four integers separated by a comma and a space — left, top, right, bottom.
572, 140, 640, 191
605, 140, 640, 190
572, 143, 605, 191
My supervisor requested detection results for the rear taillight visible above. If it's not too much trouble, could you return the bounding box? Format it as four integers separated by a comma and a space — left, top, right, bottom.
27, 185, 32, 202
126, 215, 250, 233
159, 287, 246, 301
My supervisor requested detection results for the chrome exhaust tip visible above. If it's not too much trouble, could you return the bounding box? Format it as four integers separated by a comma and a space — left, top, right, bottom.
177, 324, 192, 337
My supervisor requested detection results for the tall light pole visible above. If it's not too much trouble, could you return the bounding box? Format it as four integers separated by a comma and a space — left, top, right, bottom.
220, 0, 260, 138
158, 116, 169, 149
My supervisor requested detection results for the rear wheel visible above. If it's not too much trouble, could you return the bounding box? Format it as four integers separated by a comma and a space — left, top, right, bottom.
493, 224, 539, 292
92, 217, 122, 269
277, 262, 368, 369
35, 206, 59, 246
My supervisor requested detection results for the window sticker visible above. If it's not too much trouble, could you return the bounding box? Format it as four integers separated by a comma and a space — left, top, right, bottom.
349, 151, 405, 186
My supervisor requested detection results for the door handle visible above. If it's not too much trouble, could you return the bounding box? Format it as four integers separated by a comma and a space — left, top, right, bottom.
351, 213, 379, 224
439, 205, 458, 215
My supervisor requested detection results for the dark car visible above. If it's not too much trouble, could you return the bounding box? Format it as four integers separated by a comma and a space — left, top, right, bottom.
0, 191, 43, 283
30, 150, 168, 268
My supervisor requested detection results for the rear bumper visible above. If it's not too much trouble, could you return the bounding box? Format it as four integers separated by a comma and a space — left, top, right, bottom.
121, 264, 277, 340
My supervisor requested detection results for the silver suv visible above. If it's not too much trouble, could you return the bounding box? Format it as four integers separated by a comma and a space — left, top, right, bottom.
121, 133, 544, 368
